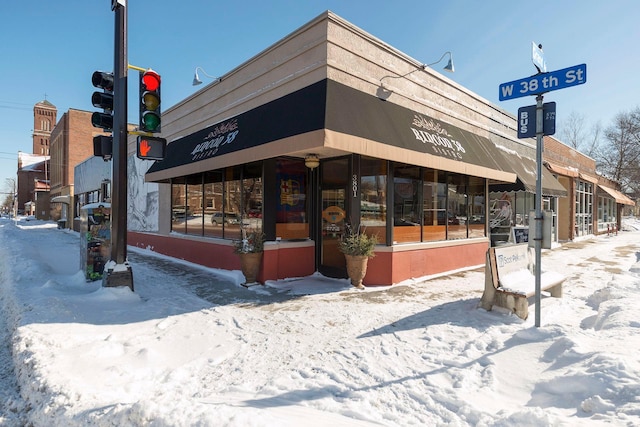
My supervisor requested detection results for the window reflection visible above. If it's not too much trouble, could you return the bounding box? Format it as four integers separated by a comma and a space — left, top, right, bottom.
360, 157, 387, 244
393, 165, 420, 243
276, 158, 308, 239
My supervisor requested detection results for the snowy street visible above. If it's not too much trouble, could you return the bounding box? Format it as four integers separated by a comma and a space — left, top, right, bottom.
1, 217, 640, 426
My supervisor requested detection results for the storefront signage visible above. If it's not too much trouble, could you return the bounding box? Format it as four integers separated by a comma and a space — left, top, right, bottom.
410, 114, 466, 160
190, 119, 239, 161
322, 205, 346, 223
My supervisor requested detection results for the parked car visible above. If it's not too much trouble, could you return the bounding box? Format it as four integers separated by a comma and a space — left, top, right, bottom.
210, 212, 239, 226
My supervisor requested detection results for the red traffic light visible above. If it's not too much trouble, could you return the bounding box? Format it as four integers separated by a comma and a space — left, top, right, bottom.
141, 69, 160, 91
139, 69, 161, 133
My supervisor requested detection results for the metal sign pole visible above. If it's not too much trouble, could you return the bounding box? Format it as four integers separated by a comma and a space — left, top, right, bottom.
534, 94, 544, 327
103, 0, 134, 290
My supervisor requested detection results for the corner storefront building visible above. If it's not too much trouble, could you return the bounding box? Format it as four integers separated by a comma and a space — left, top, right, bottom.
127, 11, 576, 286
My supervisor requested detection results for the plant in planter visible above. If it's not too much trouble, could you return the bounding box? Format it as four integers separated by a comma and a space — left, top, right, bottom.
233, 228, 265, 285
338, 224, 378, 289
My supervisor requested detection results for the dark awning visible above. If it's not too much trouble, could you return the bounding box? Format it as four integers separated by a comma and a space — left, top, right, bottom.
146, 79, 516, 183
490, 151, 567, 197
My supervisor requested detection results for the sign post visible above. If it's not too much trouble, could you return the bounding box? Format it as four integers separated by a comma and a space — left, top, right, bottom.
499, 54, 587, 327
534, 94, 544, 327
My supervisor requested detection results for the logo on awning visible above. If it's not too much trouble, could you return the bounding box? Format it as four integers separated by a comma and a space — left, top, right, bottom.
410, 114, 466, 160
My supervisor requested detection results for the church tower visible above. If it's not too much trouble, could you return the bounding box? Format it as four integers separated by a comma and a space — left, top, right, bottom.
32, 100, 57, 155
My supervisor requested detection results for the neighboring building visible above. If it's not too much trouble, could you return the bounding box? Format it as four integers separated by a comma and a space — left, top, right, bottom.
15, 100, 56, 215
544, 136, 634, 240
17, 152, 50, 217
122, 11, 630, 286
32, 99, 56, 155
49, 108, 109, 226
73, 156, 112, 230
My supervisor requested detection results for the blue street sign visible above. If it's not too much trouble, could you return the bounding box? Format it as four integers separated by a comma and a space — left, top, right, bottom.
517, 102, 556, 138
499, 64, 587, 101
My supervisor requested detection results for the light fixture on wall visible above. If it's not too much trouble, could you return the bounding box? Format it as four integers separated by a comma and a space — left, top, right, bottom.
304, 154, 320, 169
378, 51, 455, 100
192, 67, 221, 86
423, 51, 454, 73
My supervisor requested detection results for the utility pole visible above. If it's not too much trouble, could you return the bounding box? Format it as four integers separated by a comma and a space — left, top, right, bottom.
102, 0, 133, 290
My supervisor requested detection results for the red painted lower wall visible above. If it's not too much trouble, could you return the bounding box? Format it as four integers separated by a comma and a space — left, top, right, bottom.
364, 241, 488, 285
128, 232, 486, 286
128, 231, 315, 283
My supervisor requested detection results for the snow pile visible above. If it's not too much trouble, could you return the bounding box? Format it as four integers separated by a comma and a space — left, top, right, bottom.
1, 216, 639, 426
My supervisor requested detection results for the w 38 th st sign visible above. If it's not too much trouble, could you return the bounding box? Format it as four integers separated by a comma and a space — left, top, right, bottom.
499, 64, 587, 101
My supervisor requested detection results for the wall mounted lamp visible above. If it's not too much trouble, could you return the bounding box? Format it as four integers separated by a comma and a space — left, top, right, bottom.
304, 154, 320, 169
379, 51, 455, 99
192, 67, 221, 86
423, 51, 454, 73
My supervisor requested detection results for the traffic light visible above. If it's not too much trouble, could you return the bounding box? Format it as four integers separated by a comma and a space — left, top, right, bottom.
139, 69, 161, 133
136, 135, 166, 160
93, 135, 113, 161
91, 71, 114, 130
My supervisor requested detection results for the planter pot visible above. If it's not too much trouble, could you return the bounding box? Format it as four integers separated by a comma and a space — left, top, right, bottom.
239, 252, 263, 284
344, 254, 369, 289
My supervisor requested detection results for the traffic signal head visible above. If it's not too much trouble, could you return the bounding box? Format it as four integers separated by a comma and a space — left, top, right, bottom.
139, 69, 161, 133
136, 135, 166, 160
91, 71, 114, 131
93, 135, 113, 161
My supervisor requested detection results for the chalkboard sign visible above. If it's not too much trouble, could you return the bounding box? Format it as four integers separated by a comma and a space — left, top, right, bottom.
511, 226, 529, 243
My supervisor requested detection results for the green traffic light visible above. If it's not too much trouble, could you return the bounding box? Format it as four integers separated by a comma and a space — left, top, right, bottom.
143, 112, 160, 131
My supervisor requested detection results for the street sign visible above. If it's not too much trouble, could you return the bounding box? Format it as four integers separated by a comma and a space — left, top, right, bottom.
499, 63, 586, 101
531, 42, 546, 73
517, 102, 556, 138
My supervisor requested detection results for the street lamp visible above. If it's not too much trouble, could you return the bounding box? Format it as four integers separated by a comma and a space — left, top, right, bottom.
192, 67, 221, 86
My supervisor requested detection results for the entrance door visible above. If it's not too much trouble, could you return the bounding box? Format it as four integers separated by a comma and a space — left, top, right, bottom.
319, 157, 349, 278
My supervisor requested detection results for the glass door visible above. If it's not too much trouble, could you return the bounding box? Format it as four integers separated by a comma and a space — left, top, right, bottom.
319, 157, 349, 278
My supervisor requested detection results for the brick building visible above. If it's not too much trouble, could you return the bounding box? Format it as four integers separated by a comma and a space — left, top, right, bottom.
49, 108, 109, 225
16, 152, 50, 217
544, 135, 634, 240
15, 100, 56, 216
32, 99, 56, 155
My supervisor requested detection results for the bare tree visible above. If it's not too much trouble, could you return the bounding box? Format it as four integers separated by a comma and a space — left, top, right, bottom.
1, 177, 16, 214
595, 107, 640, 193
559, 111, 601, 157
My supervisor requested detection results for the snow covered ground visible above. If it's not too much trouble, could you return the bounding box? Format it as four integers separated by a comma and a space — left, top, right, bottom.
1, 216, 639, 426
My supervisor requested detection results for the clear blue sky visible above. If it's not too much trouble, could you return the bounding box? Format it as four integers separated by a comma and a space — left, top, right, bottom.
1, 0, 639, 193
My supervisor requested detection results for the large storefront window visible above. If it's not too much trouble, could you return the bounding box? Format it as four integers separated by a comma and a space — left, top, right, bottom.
171, 177, 187, 233
276, 158, 308, 239
575, 180, 593, 236
203, 171, 225, 238
468, 176, 486, 238
170, 163, 263, 240
241, 162, 263, 231
597, 195, 616, 232
186, 174, 203, 236
423, 169, 446, 241
447, 174, 468, 240
393, 165, 420, 243
360, 157, 387, 244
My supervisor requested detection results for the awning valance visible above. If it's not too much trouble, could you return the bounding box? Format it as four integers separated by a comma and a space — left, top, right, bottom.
598, 185, 635, 206
545, 161, 579, 178
579, 173, 598, 184
146, 79, 517, 184
51, 195, 71, 204
489, 152, 567, 197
